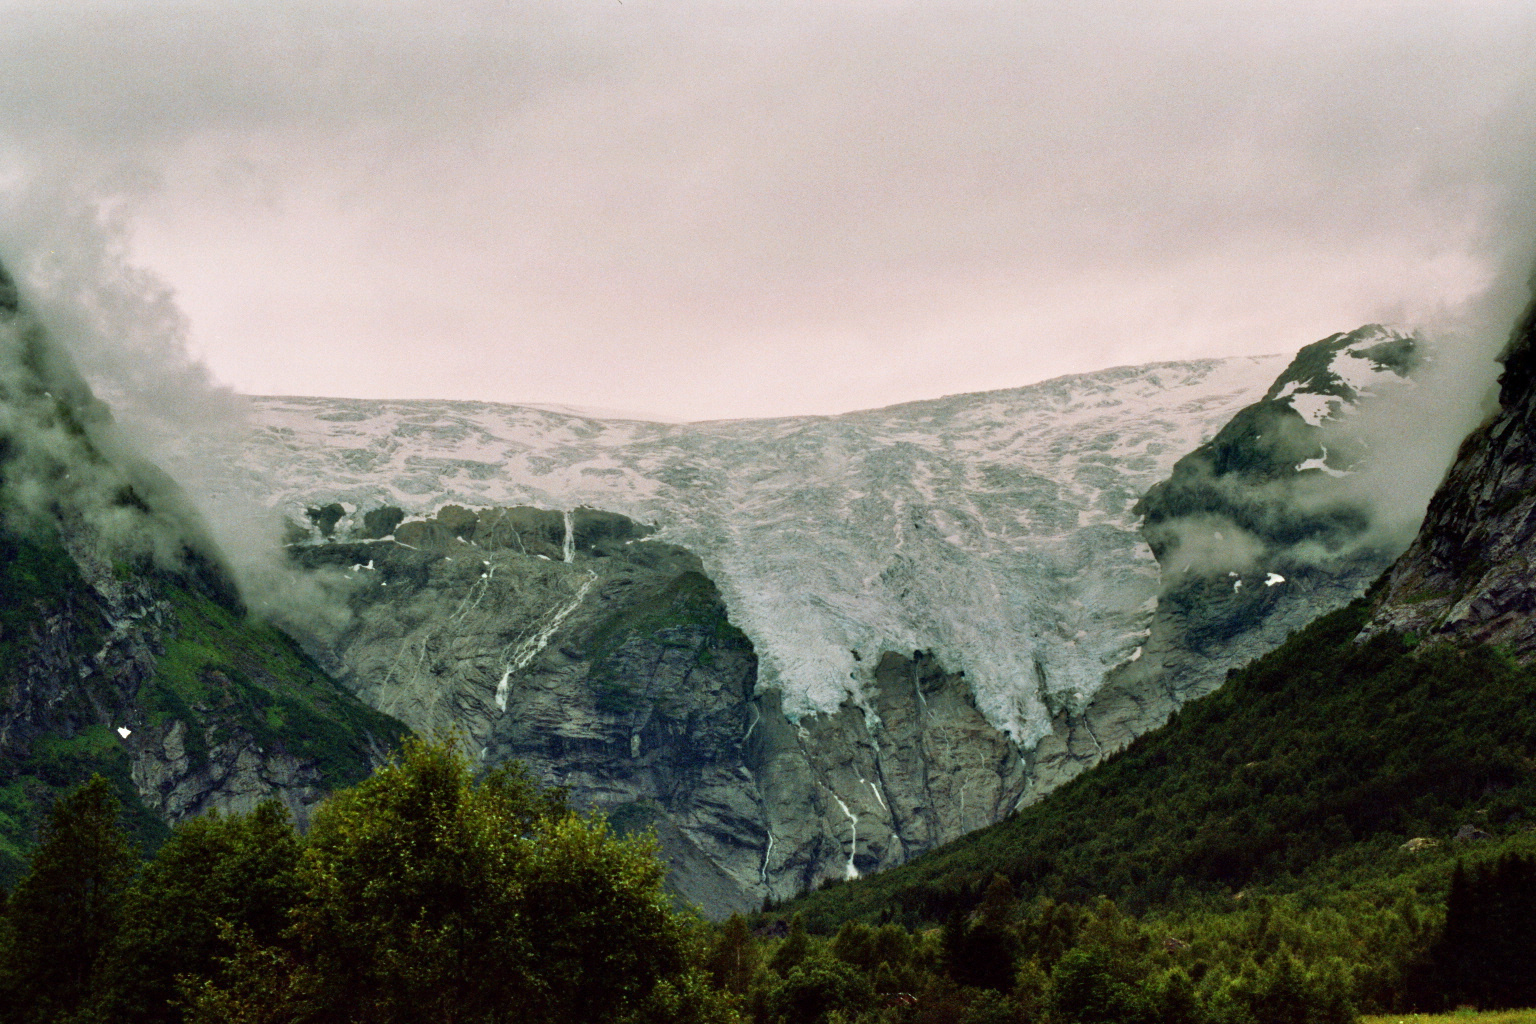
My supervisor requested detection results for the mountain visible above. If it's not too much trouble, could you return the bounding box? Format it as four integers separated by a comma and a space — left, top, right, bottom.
154, 336, 1419, 913
226, 356, 1287, 743
1024, 325, 1421, 797
783, 292, 1536, 935
781, 304, 1536, 951
0, 261, 407, 882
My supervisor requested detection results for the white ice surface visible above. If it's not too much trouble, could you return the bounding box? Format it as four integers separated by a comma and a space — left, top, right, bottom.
1289, 393, 1340, 426
182, 357, 1285, 749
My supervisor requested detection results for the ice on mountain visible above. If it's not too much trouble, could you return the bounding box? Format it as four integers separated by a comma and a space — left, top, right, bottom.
1288, 392, 1342, 426
1296, 447, 1352, 477
219, 356, 1286, 749
1331, 330, 1403, 396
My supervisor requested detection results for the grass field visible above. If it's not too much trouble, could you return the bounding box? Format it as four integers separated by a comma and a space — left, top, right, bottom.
1364, 1013, 1536, 1024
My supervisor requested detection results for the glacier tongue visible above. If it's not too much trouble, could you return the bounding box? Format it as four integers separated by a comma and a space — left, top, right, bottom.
203, 356, 1284, 749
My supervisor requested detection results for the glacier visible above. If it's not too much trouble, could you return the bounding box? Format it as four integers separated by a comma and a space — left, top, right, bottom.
192, 355, 1287, 749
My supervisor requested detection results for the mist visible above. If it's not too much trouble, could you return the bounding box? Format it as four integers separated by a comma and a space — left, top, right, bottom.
0, 186, 354, 633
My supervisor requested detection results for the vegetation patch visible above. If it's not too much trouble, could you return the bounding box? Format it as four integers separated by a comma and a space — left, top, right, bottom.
791, 600, 1536, 932
584, 570, 749, 715
146, 581, 409, 788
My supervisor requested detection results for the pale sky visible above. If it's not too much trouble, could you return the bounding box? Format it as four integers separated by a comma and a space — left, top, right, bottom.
1, 0, 1534, 421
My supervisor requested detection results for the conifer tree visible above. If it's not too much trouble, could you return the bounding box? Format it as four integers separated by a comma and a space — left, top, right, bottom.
0, 774, 137, 1024
1428, 853, 1536, 1010
88, 801, 303, 1024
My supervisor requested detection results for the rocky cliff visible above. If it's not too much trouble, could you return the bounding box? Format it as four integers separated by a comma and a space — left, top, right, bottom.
1368, 282, 1536, 648
290, 504, 1031, 914
1023, 326, 1424, 797
0, 260, 406, 881
212, 356, 1286, 749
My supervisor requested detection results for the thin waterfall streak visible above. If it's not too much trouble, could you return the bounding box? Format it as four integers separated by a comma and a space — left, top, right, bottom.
832, 794, 860, 880
494, 570, 597, 701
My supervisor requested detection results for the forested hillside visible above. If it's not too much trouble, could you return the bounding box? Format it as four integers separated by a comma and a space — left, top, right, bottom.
789, 597, 1536, 927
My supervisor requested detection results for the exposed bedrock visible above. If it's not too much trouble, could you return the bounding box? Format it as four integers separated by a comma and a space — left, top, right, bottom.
1021, 327, 1422, 799
292, 504, 1029, 916
1367, 279, 1536, 652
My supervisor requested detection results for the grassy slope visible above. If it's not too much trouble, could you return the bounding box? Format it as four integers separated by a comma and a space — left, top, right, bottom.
789, 598, 1536, 930
0, 528, 409, 883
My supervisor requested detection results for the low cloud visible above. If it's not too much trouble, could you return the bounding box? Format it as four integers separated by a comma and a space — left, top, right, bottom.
0, 185, 350, 632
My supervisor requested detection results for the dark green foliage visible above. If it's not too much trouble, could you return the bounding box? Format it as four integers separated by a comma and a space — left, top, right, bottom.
706, 913, 761, 995
1217, 951, 1355, 1024
0, 741, 729, 1024
0, 775, 137, 1024
0, 728, 168, 887
827, 920, 927, 995
86, 802, 303, 1024
768, 913, 812, 977
357, 505, 405, 539
790, 600, 1536, 926
1047, 945, 1152, 1024
756, 599, 1536, 1016
0, 527, 95, 684
177, 737, 698, 1024
941, 876, 1021, 991
304, 503, 345, 538
0, 525, 407, 887
270, 740, 563, 1023
1423, 854, 1536, 1010
765, 954, 873, 1024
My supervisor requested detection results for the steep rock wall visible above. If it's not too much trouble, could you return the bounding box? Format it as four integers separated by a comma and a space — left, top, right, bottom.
1023, 326, 1423, 798
1368, 285, 1536, 648
0, 259, 404, 880
292, 504, 1029, 914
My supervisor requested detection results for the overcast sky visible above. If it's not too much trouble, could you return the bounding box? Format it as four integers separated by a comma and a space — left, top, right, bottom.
1, 1, 1534, 421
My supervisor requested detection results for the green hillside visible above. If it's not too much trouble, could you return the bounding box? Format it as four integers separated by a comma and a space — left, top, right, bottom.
0, 522, 409, 884
787, 595, 1536, 931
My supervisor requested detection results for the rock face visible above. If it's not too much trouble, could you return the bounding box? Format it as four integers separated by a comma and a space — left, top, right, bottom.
1023, 326, 1425, 797
0, 259, 403, 881
0, 541, 339, 837
292, 505, 1031, 914
1368, 287, 1536, 650
128, 717, 329, 829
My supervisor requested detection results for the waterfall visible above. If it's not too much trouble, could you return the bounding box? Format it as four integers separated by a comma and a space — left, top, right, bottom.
493, 570, 597, 707
831, 794, 861, 880
562, 509, 575, 563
